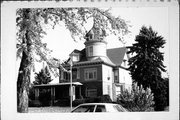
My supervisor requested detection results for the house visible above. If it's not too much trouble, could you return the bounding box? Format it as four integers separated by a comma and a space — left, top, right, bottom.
58, 23, 132, 102
33, 22, 132, 105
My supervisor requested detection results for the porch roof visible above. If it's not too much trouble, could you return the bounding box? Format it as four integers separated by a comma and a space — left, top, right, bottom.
33, 82, 82, 88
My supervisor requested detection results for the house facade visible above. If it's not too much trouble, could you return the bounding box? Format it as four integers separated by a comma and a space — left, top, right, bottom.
59, 23, 132, 101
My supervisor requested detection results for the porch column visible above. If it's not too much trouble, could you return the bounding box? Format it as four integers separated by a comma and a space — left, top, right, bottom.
69, 85, 75, 101
34, 88, 39, 100
73, 86, 75, 101
79, 86, 82, 99
50, 87, 55, 106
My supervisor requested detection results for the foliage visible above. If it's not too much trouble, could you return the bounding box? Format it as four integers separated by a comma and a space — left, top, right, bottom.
72, 99, 86, 107
72, 95, 113, 107
164, 77, 169, 106
99, 94, 112, 103
117, 83, 154, 112
33, 66, 53, 85
127, 26, 168, 111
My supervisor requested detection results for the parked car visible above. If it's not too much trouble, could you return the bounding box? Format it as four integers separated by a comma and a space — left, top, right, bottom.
71, 103, 128, 113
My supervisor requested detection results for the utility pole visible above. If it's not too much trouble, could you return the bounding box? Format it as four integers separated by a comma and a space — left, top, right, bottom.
70, 55, 73, 111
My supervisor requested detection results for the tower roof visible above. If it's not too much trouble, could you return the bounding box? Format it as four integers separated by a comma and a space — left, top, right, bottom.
84, 17, 106, 42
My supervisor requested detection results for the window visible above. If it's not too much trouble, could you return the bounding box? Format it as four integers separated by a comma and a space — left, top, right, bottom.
63, 72, 70, 80
72, 70, 77, 79
114, 70, 119, 83
72, 68, 80, 80
86, 88, 97, 97
77, 68, 80, 79
88, 46, 93, 56
84, 68, 97, 80
72, 55, 79, 62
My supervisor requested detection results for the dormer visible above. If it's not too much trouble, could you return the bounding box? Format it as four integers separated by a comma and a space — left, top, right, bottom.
70, 49, 81, 62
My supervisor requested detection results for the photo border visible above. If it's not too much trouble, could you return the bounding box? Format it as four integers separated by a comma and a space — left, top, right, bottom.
1, 1, 179, 120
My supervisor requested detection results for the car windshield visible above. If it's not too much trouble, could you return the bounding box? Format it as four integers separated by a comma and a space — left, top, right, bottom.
72, 105, 95, 112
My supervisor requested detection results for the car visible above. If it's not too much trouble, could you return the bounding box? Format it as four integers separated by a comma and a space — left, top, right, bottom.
71, 103, 128, 113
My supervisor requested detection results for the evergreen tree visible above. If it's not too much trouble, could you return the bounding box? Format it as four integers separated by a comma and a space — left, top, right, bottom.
33, 66, 53, 85
127, 26, 168, 111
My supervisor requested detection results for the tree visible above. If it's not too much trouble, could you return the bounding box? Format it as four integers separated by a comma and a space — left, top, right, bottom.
16, 8, 130, 112
33, 66, 53, 85
127, 26, 168, 111
117, 83, 154, 112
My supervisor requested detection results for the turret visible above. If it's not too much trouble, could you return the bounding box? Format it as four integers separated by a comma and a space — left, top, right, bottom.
84, 18, 107, 61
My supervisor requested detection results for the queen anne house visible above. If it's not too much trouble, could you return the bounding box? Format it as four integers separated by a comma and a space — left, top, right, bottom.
33, 21, 132, 105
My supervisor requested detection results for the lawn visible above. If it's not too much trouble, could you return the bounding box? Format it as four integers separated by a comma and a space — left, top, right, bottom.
28, 107, 74, 113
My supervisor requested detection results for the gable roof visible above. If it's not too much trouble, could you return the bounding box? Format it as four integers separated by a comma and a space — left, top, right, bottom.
107, 47, 127, 66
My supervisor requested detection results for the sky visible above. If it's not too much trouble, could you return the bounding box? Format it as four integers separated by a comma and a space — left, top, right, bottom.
36, 7, 169, 82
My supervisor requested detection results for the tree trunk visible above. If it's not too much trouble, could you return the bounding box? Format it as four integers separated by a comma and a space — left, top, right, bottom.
17, 31, 32, 113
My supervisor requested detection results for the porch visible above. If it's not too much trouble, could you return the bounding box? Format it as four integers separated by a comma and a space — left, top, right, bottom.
33, 82, 83, 106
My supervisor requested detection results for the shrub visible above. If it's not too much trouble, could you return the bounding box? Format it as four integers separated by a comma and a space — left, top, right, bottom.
29, 99, 42, 107
117, 83, 154, 112
54, 98, 70, 106
85, 97, 100, 103
72, 99, 85, 106
99, 95, 112, 103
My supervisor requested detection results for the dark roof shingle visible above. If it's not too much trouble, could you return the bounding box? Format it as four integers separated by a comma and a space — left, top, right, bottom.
107, 47, 127, 66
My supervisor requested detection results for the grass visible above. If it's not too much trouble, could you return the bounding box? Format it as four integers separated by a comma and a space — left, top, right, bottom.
28, 106, 74, 113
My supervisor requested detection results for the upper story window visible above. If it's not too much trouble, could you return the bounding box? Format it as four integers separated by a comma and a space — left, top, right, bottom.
87, 46, 93, 57
72, 68, 80, 79
114, 70, 119, 83
63, 71, 70, 81
84, 68, 97, 80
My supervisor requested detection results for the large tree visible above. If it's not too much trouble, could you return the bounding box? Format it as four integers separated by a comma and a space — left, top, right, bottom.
16, 8, 130, 112
127, 26, 168, 111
